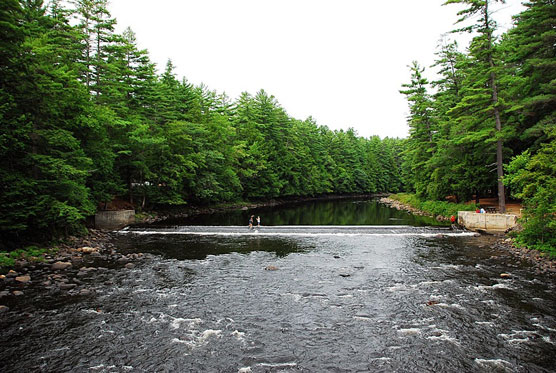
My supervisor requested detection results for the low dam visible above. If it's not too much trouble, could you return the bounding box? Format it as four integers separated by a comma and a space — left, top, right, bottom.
95, 209, 135, 230
458, 211, 518, 233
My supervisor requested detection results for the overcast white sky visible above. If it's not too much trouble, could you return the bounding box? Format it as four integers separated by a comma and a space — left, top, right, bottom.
108, 0, 524, 139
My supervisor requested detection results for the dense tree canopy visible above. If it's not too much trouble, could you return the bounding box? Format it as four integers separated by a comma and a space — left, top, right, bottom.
1, 0, 554, 254
401, 0, 556, 251
0, 0, 403, 244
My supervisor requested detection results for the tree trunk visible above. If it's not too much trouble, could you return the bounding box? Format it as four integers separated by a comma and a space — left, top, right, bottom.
485, 1, 506, 213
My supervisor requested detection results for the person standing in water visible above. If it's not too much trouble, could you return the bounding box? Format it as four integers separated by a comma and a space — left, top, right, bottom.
248, 215, 254, 230
256, 216, 261, 228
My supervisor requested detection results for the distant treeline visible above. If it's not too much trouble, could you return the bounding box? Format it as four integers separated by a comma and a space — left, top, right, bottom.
0, 0, 404, 242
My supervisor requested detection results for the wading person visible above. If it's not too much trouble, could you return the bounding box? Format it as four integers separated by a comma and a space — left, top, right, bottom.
257, 216, 261, 228
249, 215, 254, 230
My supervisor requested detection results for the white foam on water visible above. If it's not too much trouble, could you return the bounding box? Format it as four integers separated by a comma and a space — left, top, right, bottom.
172, 338, 195, 348
369, 357, 392, 362
354, 315, 373, 321
397, 328, 421, 336
82, 309, 103, 315
427, 334, 459, 344
238, 367, 252, 373
172, 329, 222, 350
281, 292, 302, 302
480, 299, 496, 305
118, 225, 476, 238
122, 231, 477, 237
498, 330, 541, 344
171, 317, 202, 329
475, 321, 495, 326
386, 284, 416, 292
231, 330, 246, 342
474, 283, 512, 292
428, 294, 445, 301
257, 362, 297, 368
417, 281, 441, 287
199, 329, 222, 342
435, 303, 466, 311
336, 294, 354, 298
474, 358, 513, 371
492, 283, 513, 290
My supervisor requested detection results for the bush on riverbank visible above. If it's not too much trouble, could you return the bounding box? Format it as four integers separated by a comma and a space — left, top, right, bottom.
0, 246, 59, 270
389, 193, 477, 218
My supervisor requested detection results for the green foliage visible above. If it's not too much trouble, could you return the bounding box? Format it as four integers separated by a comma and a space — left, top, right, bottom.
390, 193, 477, 218
399, 0, 556, 255
0, 0, 406, 246
0, 245, 58, 268
505, 128, 556, 254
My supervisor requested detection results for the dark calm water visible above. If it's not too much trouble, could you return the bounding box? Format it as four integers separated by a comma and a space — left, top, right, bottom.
1, 198, 555, 372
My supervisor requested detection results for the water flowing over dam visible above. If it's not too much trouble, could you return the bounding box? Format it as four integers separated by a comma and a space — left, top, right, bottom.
1, 199, 554, 372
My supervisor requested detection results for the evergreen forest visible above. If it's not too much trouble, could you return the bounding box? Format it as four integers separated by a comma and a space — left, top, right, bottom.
0, 0, 554, 253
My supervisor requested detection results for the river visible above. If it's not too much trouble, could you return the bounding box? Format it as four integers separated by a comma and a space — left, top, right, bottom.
1, 198, 555, 372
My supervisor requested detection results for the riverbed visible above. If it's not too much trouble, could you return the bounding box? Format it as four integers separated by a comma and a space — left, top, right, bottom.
1, 198, 555, 372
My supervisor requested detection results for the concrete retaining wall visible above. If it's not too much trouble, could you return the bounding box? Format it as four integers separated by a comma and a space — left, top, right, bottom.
95, 210, 135, 230
458, 211, 518, 232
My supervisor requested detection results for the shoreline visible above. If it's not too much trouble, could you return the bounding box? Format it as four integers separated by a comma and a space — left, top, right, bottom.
379, 197, 555, 274
378, 196, 452, 221
2, 194, 554, 311
0, 230, 152, 313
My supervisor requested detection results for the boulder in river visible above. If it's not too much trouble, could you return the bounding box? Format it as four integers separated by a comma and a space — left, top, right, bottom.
124, 263, 135, 269
0, 305, 9, 313
51, 261, 72, 271
12, 290, 24, 296
500, 273, 511, 278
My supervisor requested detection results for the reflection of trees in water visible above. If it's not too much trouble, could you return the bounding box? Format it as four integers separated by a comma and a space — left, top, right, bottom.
160, 198, 446, 226
116, 234, 308, 260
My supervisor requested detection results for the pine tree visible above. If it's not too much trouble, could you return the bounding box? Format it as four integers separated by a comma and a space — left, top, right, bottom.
444, 0, 509, 211
400, 61, 437, 198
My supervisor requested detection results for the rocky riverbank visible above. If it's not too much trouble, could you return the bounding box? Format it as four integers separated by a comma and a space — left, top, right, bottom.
494, 238, 556, 275
378, 197, 452, 222
0, 229, 152, 314
379, 197, 555, 274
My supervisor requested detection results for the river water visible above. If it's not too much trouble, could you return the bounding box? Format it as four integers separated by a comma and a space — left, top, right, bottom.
1, 198, 555, 372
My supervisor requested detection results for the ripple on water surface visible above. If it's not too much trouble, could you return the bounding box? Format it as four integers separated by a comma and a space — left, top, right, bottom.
1, 220, 555, 372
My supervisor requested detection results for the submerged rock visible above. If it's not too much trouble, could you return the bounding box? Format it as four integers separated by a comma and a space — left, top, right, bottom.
265, 265, 278, 271
0, 305, 9, 313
